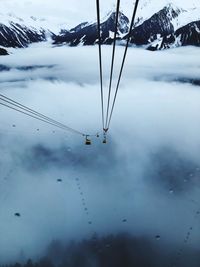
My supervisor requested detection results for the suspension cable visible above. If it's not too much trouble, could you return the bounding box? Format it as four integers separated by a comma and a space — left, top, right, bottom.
0, 101, 80, 133
0, 94, 84, 136
0, 95, 95, 136
107, 0, 140, 129
105, 0, 121, 129
96, 0, 105, 131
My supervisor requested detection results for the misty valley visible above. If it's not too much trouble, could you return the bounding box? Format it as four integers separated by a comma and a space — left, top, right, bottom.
0, 44, 200, 267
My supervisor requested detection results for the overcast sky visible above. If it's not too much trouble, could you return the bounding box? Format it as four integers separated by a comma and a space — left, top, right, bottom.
0, 0, 200, 27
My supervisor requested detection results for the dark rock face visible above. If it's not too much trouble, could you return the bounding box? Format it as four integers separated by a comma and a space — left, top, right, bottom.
0, 47, 8, 55
54, 4, 200, 50
0, 4, 199, 50
0, 22, 46, 48
174, 20, 200, 46
53, 4, 182, 47
148, 20, 200, 50
128, 4, 181, 45
53, 11, 129, 46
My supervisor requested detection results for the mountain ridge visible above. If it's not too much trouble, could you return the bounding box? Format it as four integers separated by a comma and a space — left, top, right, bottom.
0, 2, 200, 52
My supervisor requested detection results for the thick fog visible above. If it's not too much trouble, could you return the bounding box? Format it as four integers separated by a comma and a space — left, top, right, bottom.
0, 44, 200, 266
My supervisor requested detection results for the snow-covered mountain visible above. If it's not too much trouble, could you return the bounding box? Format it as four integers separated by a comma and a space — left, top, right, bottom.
53, 2, 200, 50
0, 12, 66, 49
128, 4, 182, 45
53, 11, 129, 46
149, 20, 200, 50
0, 1, 200, 52
0, 13, 48, 48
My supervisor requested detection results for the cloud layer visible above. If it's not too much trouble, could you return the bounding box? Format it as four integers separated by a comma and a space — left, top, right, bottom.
0, 43, 200, 265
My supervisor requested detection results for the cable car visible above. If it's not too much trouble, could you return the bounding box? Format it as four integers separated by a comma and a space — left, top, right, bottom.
85, 136, 91, 145
103, 137, 107, 144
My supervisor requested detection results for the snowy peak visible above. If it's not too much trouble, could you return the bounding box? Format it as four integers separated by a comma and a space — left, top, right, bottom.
0, 1, 200, 51
53, 11, 130, 46
53, 3, 200, 49
151, 20, 200, 50
0, 21, 46, 48
128, 3, 183, 45
164, 3, 182, 19
70, 22, 90, 33
107, 11, 129, 34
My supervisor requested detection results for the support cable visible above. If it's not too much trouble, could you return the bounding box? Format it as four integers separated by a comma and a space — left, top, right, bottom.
105, 0, 121, 129
0, 94, 94, 136
107, 0, 140, 129
96, 0, 105, 130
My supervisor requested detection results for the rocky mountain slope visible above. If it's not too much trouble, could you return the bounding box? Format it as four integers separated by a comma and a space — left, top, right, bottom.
0, 22, 46, 48
54, 11, 129, 46
53, 3, 200, 50
0, 2, 199, 52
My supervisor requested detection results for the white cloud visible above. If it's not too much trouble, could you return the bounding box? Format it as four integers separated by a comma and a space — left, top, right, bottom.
0, 44, 200, 263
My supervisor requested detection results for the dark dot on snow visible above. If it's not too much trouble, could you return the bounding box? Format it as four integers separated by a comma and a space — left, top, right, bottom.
88, 221, 92, 225
84, 208, 88, 211
12, 124, 16, 127
37, 129, 39, 131
15, 213, 21, 217
80, 192, 83, 195
122, 219, 127, 223
57, 179, 62, 182
190, 227, 193, 230
155, 235, 160, 240
196, 211, 200, 214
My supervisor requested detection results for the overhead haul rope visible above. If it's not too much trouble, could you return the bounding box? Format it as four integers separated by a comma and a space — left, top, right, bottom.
0, 94, 93, 137
0, 94, 83, 135
107, 0, 140, 130
96, 0, 105, 131
0, 101, 84, 135
105, 0, 121, 130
